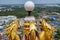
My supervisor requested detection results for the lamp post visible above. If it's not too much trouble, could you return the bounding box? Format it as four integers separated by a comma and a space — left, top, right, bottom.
24, 1, 35, 16
23, 1, 36, 40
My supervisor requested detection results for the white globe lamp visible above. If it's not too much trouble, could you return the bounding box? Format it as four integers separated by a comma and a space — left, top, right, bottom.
24, 1, 35, 16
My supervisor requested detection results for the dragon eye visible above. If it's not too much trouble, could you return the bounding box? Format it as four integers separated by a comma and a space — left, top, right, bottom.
40, 22, 42, 24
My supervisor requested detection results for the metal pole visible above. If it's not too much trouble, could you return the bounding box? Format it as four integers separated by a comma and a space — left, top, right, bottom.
28, 11, 31, 16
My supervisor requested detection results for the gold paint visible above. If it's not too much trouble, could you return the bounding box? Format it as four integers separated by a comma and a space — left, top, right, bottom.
23, 21, 39, 40
4, 19, 20, 40
39, 19, 55, 40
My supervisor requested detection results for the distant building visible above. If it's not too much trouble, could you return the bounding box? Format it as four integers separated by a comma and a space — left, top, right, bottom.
51, 21, 60, 25
0, 16, 17, 26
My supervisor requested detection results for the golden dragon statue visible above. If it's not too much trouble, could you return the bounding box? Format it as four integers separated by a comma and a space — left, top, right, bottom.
22, 21, 39, 40
4, 19, 20, 40
39, 19, 55, 40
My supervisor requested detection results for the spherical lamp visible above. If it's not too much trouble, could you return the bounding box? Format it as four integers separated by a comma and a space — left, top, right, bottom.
24, 1, 35, 16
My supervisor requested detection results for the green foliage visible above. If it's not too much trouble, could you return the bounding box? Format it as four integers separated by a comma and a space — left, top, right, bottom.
0, 7, 39, 18
54, 29, 60, 40
0, 7, 60, 18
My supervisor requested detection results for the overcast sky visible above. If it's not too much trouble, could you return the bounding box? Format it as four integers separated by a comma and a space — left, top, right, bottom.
0, 0, 60, 4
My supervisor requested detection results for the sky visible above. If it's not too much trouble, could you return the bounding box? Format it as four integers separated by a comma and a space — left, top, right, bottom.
0, 0, 60, 4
